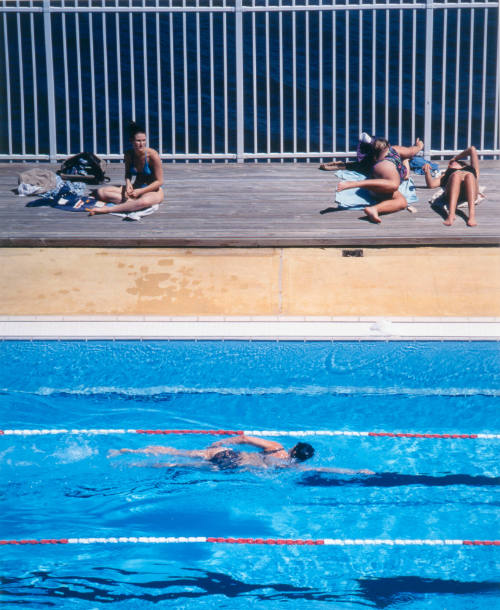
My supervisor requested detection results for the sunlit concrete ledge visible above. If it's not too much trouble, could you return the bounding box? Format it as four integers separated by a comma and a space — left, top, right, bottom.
1, 316, 499, 341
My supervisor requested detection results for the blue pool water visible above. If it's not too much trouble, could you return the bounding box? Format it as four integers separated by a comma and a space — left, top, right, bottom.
0, 340, 499, 608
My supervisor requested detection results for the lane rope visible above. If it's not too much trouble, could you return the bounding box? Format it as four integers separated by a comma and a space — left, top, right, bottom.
0, 428, 499, 439
0, 537, 499, 546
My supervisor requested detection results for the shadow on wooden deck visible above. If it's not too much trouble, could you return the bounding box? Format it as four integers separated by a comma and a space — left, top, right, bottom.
1, 161, 498, 247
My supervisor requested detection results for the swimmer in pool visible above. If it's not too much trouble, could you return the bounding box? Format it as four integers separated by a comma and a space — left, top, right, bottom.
108, 434, 374, 474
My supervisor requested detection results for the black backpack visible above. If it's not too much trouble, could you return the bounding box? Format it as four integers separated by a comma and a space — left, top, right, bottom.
58, 152, 110, 184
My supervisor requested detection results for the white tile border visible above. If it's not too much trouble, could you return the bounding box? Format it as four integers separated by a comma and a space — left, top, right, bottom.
0, 316, 499, 340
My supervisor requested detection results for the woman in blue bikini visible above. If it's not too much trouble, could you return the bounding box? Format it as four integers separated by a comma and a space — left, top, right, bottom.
336, 137, 424, 223
91, 121, 164, 215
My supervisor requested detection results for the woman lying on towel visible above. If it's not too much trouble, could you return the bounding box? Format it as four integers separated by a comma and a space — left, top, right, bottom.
334, 137, 424, 223
423, 146, 479, 227
90, 121, 164, 216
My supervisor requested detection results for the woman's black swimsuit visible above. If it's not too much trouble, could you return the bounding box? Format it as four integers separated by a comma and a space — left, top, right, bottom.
440, 165, 477, 188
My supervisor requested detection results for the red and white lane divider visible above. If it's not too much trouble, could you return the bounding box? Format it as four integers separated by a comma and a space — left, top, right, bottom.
1, 537, 499, 546
0, 428, 499, 439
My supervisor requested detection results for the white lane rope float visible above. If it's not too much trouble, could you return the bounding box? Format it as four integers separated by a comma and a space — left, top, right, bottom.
1, 428, 499, 439
1, 537, 499, 546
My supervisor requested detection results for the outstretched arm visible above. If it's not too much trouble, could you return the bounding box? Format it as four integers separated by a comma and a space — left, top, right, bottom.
451, 145, 479, 178
295, 466, 375, 475
210, 435, 285, 453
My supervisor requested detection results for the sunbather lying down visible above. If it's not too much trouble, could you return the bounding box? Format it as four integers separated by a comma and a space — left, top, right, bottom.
108, 434, 374, 474
321, 133, 424, 223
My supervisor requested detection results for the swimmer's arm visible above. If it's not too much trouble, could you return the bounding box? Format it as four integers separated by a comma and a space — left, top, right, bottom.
108, 446, 208, 458
210, 435, 285, 453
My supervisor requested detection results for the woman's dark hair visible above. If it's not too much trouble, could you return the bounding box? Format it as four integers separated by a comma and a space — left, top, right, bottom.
290, 442, 315, 462
128, 120, 146, 140
209, 449, 241, 470
372, 137, 390, 159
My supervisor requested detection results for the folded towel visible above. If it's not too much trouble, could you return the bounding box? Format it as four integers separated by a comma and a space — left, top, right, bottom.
110, 204, 160, 221
410, 157, 441, 176
335, 170, 418, 210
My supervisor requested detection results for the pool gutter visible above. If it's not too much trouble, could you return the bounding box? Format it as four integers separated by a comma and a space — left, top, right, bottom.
1, 316, 499, 340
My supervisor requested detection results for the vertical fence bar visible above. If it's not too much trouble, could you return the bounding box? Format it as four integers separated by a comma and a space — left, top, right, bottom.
183, 7, 189, 157
62, 4, 70, 154
76, 11, 83, 150
292, 3, 297, 158
398, 10, 402, 144
440, 8, 447, 155
3, 10, 12, 156
332, 10, 336, 154
305, 7, 310, 157
411, 8, 416, 143
235, 0, 244, 162
16, 3, 26, 156
480, 9, 487, 156
371, 9, 375, 134
169, 8, 175, 158
156, 0, 162, 155
265, 1, 270, 160
423, 0, 433, 156
142, 1, 149, 135
467, 8, 474, 147
280, 6, 284, 159
454, 9, 461, 151
358, 10, 362, 138
223, 9, 228, 159
209, 0, 215, 159
384, 8, 389, 137
43, 0, 57, 160
30, 4, 39, 155
252, 4, 257, 157
116, 5, 123, 154
319, 10, 323, 157
102, 6, 110, 156
196, 3, 201, 160
89, 8, 97, 153
129, 7, 135, 120
345, 11, 349, 151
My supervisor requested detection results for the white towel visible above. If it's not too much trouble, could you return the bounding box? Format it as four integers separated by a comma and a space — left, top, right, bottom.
110, 204, 160, 221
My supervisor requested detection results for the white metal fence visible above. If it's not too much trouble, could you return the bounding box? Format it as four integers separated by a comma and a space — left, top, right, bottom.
0, 0, 498, 161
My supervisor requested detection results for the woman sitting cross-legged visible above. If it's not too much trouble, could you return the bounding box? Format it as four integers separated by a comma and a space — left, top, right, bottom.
90, 121, 164, 216
423, 146, 480, 227
336, 137, 424, 223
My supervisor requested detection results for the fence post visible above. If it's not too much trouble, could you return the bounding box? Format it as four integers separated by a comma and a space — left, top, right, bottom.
235, 0, 244, 162
42, 0, 57, 162
423, 0, 434, 159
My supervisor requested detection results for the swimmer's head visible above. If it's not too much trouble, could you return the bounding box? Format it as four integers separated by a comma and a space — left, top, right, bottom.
289, 442, 315, 462
128, 120, 147, 150
209, 449, 241, 470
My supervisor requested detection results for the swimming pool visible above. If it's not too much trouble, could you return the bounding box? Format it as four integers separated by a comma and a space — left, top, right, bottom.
0, 340, 499, 608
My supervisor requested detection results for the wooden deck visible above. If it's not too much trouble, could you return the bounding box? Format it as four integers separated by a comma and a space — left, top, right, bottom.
1, 161, 499, 247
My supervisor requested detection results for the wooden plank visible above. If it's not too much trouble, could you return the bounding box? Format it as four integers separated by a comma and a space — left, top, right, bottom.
1, 162, 499, 247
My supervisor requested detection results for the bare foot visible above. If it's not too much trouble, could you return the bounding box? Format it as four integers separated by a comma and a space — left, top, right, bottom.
415, 137, 424, 152
364, 207, 381, 223
443, 216, 455, 226
467, 218, 477, 227
88, 207, 109, 216
320, 161, 344, 171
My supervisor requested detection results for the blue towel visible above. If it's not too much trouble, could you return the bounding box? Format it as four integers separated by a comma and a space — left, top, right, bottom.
410, 157, 440, 176
335, 170, 418, 210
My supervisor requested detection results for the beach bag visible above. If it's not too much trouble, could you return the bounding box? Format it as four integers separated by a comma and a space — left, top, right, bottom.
58, 152, 110, 184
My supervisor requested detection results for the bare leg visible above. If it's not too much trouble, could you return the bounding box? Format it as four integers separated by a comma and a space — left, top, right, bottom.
463, 172, 477, 226
364, 191, 407, 224
96, 185, 125, 204
443, 173, 462, 226
320, 161, 346, 171
337, 178, 399, 195
89, 189, 164, 215
392, 138, 424, 160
